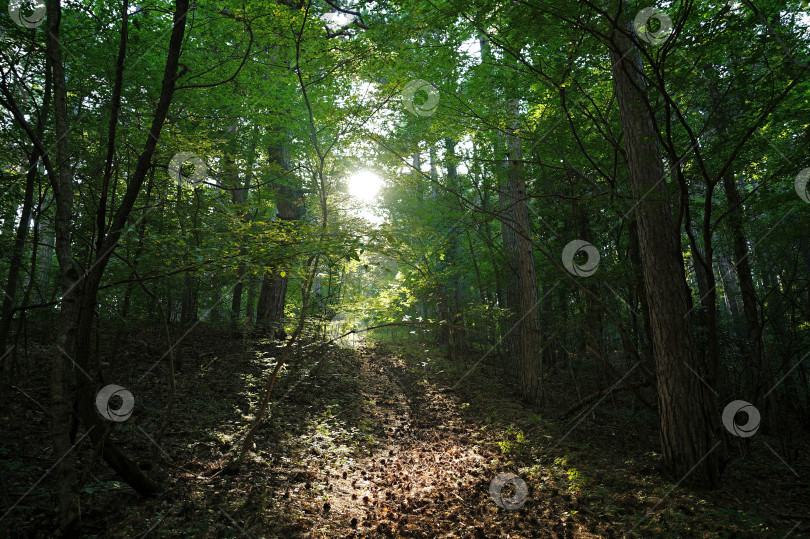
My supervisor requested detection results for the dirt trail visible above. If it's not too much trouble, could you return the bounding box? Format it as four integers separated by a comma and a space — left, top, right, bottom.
4, 329, 802, 538
296, 346, 589, 538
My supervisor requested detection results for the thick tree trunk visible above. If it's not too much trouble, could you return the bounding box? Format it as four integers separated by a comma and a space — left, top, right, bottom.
0, 202, 16, 255
256, 138, 302, 339
36, 215, 56, 303
500, 100, 541, 404
628, 219, 654, 363
688, 224, 711, 369
257, 271, 289, 338
440, 138, 463, 358
699, 228, 721, 388
498, 161, 519, 371
608, 13, 725, 487
0, 197, 17, 282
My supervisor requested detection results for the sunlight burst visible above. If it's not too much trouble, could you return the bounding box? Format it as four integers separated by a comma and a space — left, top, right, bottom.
347, 170, 383, 202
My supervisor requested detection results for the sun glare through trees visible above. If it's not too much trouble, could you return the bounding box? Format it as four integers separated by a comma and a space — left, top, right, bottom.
347, 169, 383, 203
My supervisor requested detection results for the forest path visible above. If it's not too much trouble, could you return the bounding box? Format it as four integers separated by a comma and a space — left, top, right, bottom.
87, 334, 597, 538
4, 329, 802, 537
294, 345, 594, 538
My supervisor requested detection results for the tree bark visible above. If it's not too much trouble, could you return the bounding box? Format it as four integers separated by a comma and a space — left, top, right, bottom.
439, 138, 463, 357
687, 222, 711, 370
608, 12, 725, 488
257, 271, 289, 338
45, 0, 82, 529
228, 155, 249, 328
501, 100, 541, 404
628, 219, 654, 363
256, 138, 303, 338
245, 273, 259, 324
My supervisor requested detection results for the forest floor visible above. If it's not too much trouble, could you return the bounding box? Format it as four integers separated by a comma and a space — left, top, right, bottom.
1, 325, 808, 537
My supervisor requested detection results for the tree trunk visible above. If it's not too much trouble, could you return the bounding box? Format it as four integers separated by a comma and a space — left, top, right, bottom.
257, 271, 289, 339
573, 193, 603, 373
688, 223, 711, 371
0, 149, 39, 364
35, 210, 56, 303
227, 154, 249, 329
256, 137, 302, 339
501, 100, 541, 404
628, 219, 654, 364
44, 1, 189, 531
245, 273, 259, 324
439, 138, 463, 357
722, 170, 764, 397
46, 0, 82, 529
608, 12, 725, 487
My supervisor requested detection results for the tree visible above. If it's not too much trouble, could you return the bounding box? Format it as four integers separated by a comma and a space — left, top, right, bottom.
607, 4, 725, 488
501, 99, 542, 403
41, 0, 189, 530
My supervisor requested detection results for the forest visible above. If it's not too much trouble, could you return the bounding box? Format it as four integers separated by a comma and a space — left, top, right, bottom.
1, 0, 809, 536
